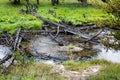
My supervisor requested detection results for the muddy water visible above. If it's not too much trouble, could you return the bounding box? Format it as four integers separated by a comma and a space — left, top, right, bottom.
29, 35, 86, 62
29, 35, 70, 62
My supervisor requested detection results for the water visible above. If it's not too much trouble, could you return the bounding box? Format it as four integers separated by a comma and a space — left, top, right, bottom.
94, 45, 120, 63
29, 35, 120, 63
29, 35, 70, 61
0, 45, 12, 59
1, 32, 120, 64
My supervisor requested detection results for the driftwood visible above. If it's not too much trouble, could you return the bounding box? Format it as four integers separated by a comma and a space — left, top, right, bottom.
22, 30, 64, 34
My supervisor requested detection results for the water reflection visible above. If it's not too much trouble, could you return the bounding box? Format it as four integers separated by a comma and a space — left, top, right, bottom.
94, 45, 120, 63
0, 45, 12, 59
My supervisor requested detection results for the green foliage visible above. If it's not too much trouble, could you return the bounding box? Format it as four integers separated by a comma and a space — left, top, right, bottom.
63, 60, 120, 80
104, 0, 120, 18
0, 63, 65, 80
113, 31, 120, 40
0, 1, 43, 34
63, 59, 110, 72
91, 0, 120, 27
63, 60, 92, 72
13, 50, 35, 66
0, 0, 109, 33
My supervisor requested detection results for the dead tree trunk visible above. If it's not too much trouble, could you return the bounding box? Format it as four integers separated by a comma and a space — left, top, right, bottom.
18, 0, 20, 4
13, 0, 18, 4
13, 0, 20, 4
51, 0, 59, 6
26, 0, 29, 4
81, 0, 87, 6
36, 0, 39, 5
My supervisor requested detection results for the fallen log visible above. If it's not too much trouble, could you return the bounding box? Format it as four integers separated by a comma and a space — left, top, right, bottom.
13, 28, 22, 51
22, 30, 64, 34
29, 11, 92, 39
21, 5, 103, 43
29, 11, 103, 42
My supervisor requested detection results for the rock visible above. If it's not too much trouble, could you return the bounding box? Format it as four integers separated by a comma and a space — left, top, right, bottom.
62, 71, 83, 80
42, 61, 101, 80
43, 60, 55, 66
82, 65, 101, 78
51, 64, 66, 73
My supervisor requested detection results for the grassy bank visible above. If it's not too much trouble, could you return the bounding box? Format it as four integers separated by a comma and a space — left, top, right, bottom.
0, 0, 109, 34
0, 63, 66, 80
63, 59, 120, 80
0, 59, 120, 80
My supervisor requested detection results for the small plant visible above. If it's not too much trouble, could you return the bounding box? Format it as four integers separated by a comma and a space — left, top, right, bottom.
13, 49, 35, 66
68, 44, 74, 49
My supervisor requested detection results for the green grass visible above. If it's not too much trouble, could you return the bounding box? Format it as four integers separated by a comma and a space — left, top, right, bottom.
0, 63, 66, 80
89, 64, 120, 80
0, 0, 43, 34
63, 59, 120, 80
63, 59, 110, 72
0, 0, 110, 34
1, 59, 120, 80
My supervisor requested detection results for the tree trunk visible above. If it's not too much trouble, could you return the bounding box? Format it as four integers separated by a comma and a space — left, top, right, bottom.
51, 0, 55, 6
36, 0, 39, 5
18, 0, 20, 4
51, 0, 59, 6
13, 0, 20, 4
13, 0, 17, 4
26, 0, 29, 4
56, 0, 59, 5
81, 0, 87, 6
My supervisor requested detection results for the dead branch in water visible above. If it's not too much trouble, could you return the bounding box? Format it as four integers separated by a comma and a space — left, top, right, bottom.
85, 29, 103, 43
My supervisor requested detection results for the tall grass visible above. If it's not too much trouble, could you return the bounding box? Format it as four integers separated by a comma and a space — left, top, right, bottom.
63, 59, 120, 80
0, 63, 66, 80
1, 59, 120, 80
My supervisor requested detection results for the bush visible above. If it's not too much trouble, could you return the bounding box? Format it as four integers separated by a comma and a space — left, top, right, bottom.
91, 0, 120, 28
